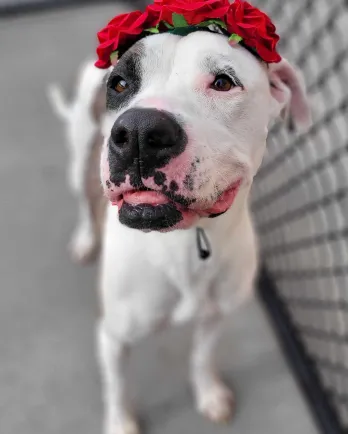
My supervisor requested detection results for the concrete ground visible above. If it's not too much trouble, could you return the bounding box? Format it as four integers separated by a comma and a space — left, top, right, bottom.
0, 4, 318, 434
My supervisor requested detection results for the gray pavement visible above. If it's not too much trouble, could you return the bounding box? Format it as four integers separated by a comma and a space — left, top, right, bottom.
0, 4, 318, 434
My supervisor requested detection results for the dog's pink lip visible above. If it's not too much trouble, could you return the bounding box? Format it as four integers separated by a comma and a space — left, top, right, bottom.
110, 179, 242, 216
124, 190, 170, 206
112, 190, 170, 208
203, 180, 242, 215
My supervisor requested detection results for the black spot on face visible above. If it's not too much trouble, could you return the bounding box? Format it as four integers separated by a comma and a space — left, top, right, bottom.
108, 166, 129, 187
169, 180, 179, 192
106, 46, 143, 112
190, 158, 200, 173
154, 171, 166, 186
164, 190, 196, 208
106, 46, 144, 187
184, 174, 194, 191
106, 180, 111, 188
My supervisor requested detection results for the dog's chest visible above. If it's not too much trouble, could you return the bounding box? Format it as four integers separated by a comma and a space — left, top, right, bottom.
165, 229, 235, 323
101, 205, 256, 342
134, 229, 225, 325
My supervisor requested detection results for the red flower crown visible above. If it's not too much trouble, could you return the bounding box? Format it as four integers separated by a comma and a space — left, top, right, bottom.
95, 0, 281, 69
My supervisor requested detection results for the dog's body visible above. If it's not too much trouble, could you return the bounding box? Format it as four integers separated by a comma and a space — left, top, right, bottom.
49, 30, 310, 434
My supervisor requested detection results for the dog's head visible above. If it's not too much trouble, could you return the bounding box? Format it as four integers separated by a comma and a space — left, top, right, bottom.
100, 31, 311, 231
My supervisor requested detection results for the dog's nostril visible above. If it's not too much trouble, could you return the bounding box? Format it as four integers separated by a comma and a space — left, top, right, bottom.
114, 128, 128, 146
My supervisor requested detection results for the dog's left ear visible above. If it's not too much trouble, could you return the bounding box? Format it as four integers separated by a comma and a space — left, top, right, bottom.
268, 58, 312, 130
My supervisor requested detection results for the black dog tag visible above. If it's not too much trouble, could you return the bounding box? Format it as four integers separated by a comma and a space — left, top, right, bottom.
196, 227, 212, 260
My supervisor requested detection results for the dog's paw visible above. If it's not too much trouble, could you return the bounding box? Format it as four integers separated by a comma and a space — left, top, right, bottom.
105, 417, 140, 434
196, 381, 235, 424
69, 224, 98, 265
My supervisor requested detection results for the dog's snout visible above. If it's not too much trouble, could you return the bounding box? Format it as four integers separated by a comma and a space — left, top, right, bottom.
110, 108, 186, 158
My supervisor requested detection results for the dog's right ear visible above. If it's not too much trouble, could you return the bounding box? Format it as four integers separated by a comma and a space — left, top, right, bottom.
268, 58, 312, 131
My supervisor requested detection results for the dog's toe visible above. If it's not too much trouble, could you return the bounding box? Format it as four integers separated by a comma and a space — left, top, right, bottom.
197, 381, 235, 424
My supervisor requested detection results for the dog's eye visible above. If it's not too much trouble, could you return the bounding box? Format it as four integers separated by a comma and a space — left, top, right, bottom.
111, 76, 128, 93
211, 75, 235, 92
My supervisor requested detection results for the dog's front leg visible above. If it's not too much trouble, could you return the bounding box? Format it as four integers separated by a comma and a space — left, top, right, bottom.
97, 322, 139, 434
190, 312, 235, 424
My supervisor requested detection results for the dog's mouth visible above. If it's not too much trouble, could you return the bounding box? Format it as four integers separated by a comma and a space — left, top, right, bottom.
111, 180, 241, 231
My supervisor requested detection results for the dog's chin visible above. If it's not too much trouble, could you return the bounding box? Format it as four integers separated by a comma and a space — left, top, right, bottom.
119, 203, 182, 231
118, 202, 200, 231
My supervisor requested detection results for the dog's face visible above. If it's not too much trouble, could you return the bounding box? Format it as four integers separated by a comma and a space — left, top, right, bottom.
101, 31, 310, 231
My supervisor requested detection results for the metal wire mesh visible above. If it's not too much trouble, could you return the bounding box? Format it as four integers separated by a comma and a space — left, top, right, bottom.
252, 0, 348, 431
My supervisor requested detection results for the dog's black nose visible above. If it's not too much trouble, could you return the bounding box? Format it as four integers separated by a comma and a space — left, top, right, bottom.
110, 108, 187, 165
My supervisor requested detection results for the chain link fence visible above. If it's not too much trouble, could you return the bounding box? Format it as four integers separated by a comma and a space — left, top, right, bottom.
252, 0, 348, 432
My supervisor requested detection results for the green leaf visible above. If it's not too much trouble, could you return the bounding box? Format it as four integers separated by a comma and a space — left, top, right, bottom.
163, 21, 174, 29
198, 19, 227, 30
110, 51, 118, 62
145, 26, 160, 33
172, 13, 188, 28
169, 26, 198, 37
229, 33, 243, 42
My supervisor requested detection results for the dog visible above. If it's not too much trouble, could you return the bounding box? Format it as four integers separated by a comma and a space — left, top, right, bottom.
48, 28, 311, 434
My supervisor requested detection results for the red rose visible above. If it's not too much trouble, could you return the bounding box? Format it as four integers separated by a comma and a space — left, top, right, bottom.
225, 0, 281, 63
95, 0, 281, 69
95, 10, 159, 69
147, 0, 230, 26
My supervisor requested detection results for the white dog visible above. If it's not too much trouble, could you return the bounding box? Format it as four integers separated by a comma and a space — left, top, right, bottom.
49, 29, 310, 434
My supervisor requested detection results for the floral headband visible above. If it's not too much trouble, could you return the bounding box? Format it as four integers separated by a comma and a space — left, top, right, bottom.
95, 0, 281, 69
